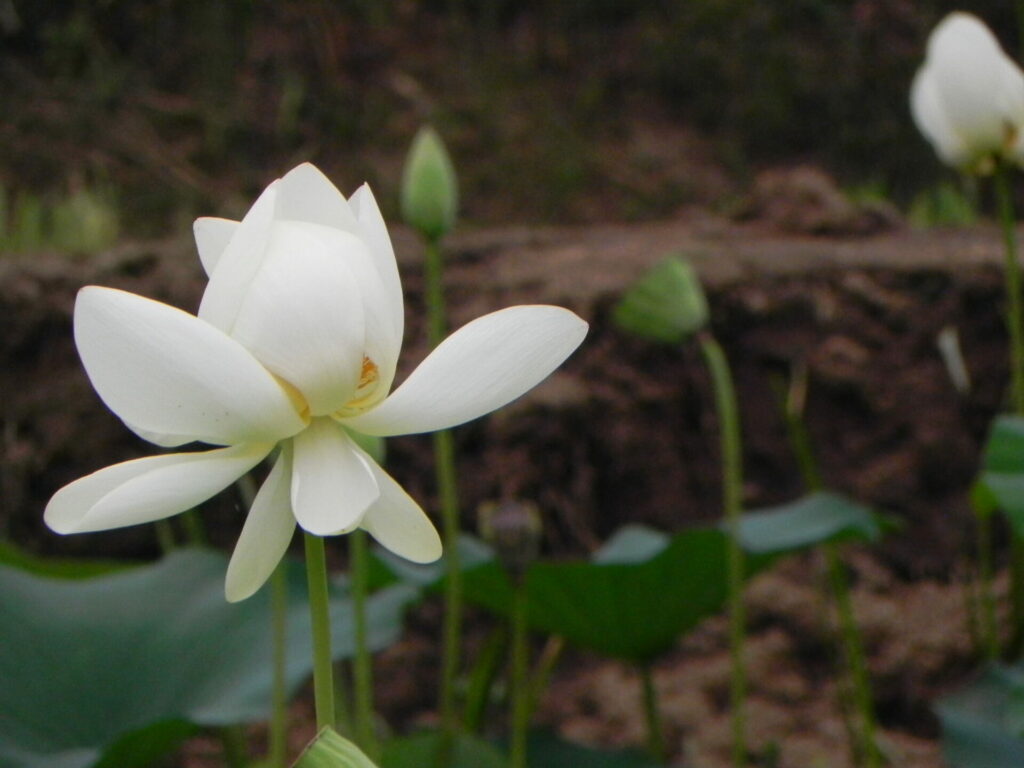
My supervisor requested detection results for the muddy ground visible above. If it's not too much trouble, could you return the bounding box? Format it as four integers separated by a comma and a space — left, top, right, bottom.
2, 212, 1018, 766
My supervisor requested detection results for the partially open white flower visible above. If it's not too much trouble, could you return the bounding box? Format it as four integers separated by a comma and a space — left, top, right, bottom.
45, 163, 588, 601
911, 12, 1024, 172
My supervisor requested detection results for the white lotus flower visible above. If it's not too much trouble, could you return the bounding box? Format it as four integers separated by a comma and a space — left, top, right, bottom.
45, 163, 589, 602
911, 12, 1024, 172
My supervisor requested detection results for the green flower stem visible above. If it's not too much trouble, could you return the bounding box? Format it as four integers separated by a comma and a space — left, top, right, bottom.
349, 529, 379, 759
181, 510, 207, 546
639, 664, 665, 764
976, 507, 1001, 659
463, 627, 508, 734
270, 562, 289, 768
154, 519, 176, 553
237, 473, 289, 767
304, 533, 336, 731
996, 163, 1024, 412
779, 370, 880, 767
528, 636, 565, 715
425, 236, 465, 731
697, 332, 746, 768
509, 583, 530, 768
995, 163, 1024, 654
825, 545, 881, 768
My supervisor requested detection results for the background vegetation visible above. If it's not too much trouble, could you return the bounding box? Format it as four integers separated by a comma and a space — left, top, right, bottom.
1, 0, 1018, 245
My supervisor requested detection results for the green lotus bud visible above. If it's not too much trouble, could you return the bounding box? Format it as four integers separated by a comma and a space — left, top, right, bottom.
293, 726, 379, 768
614, 256, 709, 344
401, 125, 458, 239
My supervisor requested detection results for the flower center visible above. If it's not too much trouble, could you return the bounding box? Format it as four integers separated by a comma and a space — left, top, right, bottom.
334, 356, 384, 417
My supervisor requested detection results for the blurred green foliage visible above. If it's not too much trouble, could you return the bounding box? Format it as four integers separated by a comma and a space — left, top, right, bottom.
0, 1, 1017, 233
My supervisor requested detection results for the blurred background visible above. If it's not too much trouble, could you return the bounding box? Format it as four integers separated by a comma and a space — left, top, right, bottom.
0, 0, 1016, 254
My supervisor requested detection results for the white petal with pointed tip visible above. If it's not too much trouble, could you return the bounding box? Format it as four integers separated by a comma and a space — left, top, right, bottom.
75, 287, 306, 445
199, 183, 278, 332
277, 163, 361, 233
229, 222, 369, 416
290, 419, 379, 535
225, 448, 296, 602
359, 457, 442, 563
911, 68, 969, 167
194, 217, 240, 277
45, 443, 272, 534
349, 183, 404, 344
343, 305, 588, 436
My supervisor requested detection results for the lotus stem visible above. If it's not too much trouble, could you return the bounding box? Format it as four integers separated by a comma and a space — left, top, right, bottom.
270, 562, 289, 768
976, 506, 1001, 659
425, 235, 465, 731
153, 519, 176, 553
697, 332, 747, 768
778, 367, 880, 766
349, 529, 379, 758
640, 663, 665, 764
304, 533, 336, 731
995, 162, 1024, 654
509, 584, 530, 768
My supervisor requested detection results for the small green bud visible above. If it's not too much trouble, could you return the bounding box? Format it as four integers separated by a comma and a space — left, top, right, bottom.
478, 500, 542, 580
294, 726, 380, 768
400, 125, 459, 240
614, 256, 709, 344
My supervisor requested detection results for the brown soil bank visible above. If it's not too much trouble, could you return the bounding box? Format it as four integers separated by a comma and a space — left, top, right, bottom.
1, 216, 1011, 568
0, 216, 1015, 765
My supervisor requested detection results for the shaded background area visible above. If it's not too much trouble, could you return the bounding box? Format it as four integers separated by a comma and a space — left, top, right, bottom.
1, 0, 1018, 242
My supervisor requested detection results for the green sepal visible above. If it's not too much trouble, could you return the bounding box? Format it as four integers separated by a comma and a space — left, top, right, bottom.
293, 727, 379, 768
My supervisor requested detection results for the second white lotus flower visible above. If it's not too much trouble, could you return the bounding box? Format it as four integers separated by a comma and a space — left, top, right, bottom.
45, 163, 588, 601
911, 12, 1024, 172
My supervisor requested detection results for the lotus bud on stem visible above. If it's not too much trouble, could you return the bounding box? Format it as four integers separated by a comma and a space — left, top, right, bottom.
401, 124, 466, 734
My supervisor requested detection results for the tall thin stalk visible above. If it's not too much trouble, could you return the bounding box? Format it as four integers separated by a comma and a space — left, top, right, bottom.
425, 236, 464, 731
269, 563, 289, 768
303, 533, 336, 730
995, 162, 1024, 654
697, 331, 747, 768
349, 529, 379, 758
640, 664, 665, 764
509, 585, 530, 768
779, 369, 880, 767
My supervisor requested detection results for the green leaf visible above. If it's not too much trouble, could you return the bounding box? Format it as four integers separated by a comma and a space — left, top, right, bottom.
736, 492, 881, 555
528, 730, 662, 768
456, 527, 766, 664
937, 665, 1024, 767
0, 549, 416, 768
381, 730, 506, 768
979, 416, 1024, 534
614, 257, 709, 344
0, 539, 130, 579
982, 416, 1024, 473
294, 727, 379, 768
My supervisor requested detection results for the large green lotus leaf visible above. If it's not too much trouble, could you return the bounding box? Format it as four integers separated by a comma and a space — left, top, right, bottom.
0, 548, 416, 768
936, 665, 1024, 767
381, 730, 506, 768
736, 492, 881, 554
979, 415, 1024, 534
527, 730, 662, 768
458, 527, 748, 664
